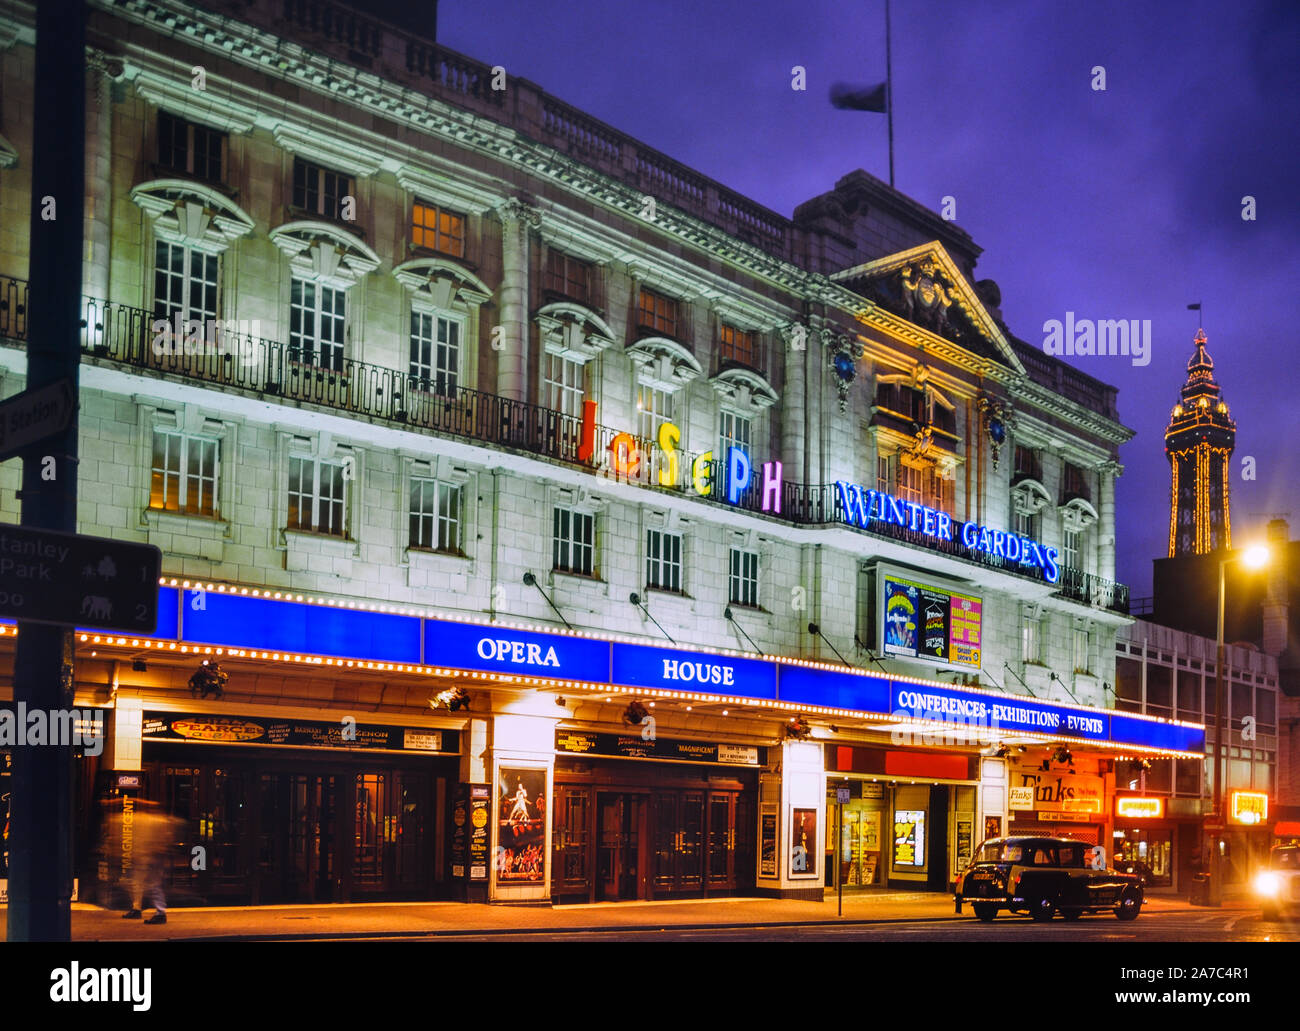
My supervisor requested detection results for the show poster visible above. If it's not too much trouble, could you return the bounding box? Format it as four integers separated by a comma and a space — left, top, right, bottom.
882, 578, 919, 656
862, 810, 880, 852
790, 808, 818, 877
880, 573, 981, 669
496, 767, 546, 882
948, 593, 983, 667
450, 787, 468, 879
919, 589, 949, 661
759, 806, 778, 877
893, 809, 925, 867
469, 785, 490, 880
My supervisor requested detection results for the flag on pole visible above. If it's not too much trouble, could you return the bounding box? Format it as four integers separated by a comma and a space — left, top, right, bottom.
830, 81, 888, 113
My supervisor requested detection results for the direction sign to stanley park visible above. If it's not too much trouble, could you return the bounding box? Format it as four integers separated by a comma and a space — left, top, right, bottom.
0, 525, 162, 632
0, 379, 76, 463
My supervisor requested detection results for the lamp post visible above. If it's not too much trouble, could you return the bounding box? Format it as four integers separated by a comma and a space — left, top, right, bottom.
1208, 543, 1269, 905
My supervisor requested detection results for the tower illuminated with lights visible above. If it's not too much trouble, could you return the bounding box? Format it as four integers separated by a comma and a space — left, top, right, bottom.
1165, 329, 1235, 556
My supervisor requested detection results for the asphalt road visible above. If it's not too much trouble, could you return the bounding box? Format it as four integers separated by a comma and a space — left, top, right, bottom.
305, 909, 1293, 942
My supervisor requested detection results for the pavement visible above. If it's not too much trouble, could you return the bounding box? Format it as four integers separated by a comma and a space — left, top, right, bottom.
1, 889, 1262, 942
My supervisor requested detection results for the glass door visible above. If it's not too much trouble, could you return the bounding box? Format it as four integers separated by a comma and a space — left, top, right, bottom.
707, 792, 734, 888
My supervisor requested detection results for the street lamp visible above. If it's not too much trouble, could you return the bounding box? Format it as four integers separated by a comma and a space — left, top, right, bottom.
1208, 543, 1270, 905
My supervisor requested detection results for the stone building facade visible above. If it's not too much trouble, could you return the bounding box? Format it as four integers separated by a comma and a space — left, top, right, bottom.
0, 0, 1179, 907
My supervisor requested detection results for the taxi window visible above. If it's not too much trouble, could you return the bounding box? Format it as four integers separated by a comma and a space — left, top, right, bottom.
1057, 845, 1082, 867
1029, 848, 1054, 866
1273, 849, 1299, 870
976, 842, 1023, 863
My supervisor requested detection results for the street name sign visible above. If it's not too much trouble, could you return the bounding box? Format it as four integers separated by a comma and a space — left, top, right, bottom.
0, 525, 161, 632
0, 379, 76, 462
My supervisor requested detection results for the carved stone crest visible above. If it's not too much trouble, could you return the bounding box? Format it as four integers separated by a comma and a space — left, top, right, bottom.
900, 259, 954, 333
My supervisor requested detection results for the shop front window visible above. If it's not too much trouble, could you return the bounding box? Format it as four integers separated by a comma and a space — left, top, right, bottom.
1113, 829, 1172, 887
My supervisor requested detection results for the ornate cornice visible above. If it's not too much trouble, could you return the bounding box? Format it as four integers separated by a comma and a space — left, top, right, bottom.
392, 257, 491, 308
130, 177, 255, 252
270, 220, 381, 287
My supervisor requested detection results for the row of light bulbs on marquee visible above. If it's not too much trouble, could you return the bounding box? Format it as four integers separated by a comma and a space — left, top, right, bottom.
0, 580, 1206, 759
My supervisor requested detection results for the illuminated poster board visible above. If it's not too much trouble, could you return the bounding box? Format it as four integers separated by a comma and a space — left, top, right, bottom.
497, 766, 547, 882
879, 571, 982, 669
894, 810, 926, 867
1230, 791, 1268, 825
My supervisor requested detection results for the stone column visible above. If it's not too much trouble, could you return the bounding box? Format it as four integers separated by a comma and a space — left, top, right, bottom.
82, 52, 120, 300
495, 199, 539, 401
1097, 460, 1119, 583
780, 317, 807, 492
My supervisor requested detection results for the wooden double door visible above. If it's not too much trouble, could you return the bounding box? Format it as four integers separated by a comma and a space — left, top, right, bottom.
555, 773, 755, 902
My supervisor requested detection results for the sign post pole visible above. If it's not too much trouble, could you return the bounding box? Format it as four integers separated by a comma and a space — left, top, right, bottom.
835, 784, 851, 916
7, 0, 85, 943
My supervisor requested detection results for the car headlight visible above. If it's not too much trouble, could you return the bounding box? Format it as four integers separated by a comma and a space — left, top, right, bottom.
1254, 872, 1280, 897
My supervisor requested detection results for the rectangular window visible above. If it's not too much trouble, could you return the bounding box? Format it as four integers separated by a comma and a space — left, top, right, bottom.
1022, 616, 1041, 664
646, 529, 682, 593
409, 477, 462, 553
292, 158, 354, 220
719, 324, 760, 369
1062, 529, 1080, 570
288, 456, 347, 537
150, 431, 220, 517
544, 353, 584, 419
409, 310, 461, 396
153, 241, 219, 325
719, 410, 752, 460
1072, 627, 1090, 674
1012, 507, 1038, 539
729, 548, 759, 607
544, 249, 592, 305
637, 287, 678, 337
1063, 462, 1090, 501
411, 200, 465, 258
553, 507, 594, 576
290, 278, 347, 371
877, 455, 891, 494
897, 463, 924, 506
157, 111, 225, 183
1013, 445, 1041, 482
636, 385, 674, 442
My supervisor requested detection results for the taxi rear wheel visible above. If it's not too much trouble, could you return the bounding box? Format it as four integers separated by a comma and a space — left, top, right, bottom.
1114, 891, 1142, 921
1029, 897, 1055, 921
972, 903, 998, 922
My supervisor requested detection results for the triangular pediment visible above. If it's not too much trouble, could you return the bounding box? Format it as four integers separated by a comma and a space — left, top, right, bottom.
831, 242, 1025, 374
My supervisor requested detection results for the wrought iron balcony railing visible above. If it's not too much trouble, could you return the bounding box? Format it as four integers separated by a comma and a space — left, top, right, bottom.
0, 274, 1129, 613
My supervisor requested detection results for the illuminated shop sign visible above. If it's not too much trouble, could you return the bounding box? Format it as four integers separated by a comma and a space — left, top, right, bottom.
555, 729, 764, 766
878, 572, 982, 669
141, 711, 457, 753
578, 403, 784, 510
430, 619, 610, 681
611, 642, 778, 699
894, 810, 925, 867
1116, 797, 1164, 819
836, 481, 1061, 583
1230, 791, 1268, 825
889, 682, 1107, 741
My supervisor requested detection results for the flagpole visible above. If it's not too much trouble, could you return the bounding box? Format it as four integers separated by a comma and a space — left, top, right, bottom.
885, 0, 895, 187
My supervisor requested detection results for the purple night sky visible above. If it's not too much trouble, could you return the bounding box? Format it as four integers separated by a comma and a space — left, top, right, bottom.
380, 0, 1300, 598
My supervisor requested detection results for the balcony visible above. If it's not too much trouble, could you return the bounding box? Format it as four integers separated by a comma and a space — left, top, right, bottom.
1052, 566, 1131, 615
0, 274, 1129, 614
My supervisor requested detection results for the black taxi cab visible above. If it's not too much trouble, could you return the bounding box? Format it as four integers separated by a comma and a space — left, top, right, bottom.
954, 836, 1144, 922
